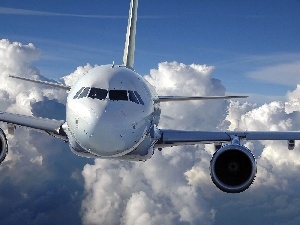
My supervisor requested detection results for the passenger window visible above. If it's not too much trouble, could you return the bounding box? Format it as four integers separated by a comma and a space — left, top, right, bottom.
88, 88, 108, 100
109, 90, 128, 101
134, 91, 144, 105
78, 87, 90, 99
128, 90, 139, 104
73, 87, 85, 99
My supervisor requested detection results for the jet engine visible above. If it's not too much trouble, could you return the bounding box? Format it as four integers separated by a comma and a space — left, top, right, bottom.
0, 128, 8, 164
210, 143, 257, 193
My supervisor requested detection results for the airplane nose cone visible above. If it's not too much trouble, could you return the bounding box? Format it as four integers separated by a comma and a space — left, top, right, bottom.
82, 107, 149, 157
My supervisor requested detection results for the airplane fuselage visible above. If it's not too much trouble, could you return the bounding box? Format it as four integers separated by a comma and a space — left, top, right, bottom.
65, 65, 161, 160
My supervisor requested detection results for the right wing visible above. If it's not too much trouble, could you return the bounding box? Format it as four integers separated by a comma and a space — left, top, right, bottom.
0, 111, 67, 140
9, 75, 71, 91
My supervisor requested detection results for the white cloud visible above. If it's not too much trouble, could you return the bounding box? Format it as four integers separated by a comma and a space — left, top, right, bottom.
2, 39, 300, 225
0, 7, 164, 20
0, 39, 88, 225
285, 84, 300, 114
0, 7, 127, 19
61, 63, 94, 86
144, 62, 227, 130
247, 61, 300, 87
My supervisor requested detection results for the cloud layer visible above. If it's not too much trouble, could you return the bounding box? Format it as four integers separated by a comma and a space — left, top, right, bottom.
1, 39, 300, 225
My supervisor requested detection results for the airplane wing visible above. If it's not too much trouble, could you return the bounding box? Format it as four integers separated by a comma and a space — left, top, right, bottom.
9, 75, 71, 91
157, 95, 248, 102
155, 129, 300, 148
0, 111, 67, 140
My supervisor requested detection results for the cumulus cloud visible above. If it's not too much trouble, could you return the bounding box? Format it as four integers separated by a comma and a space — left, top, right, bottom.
285, 84, 300, 114
145, 62, 227, 130
80, 60, 300, 225
2, 38, 300, 225
0, 39, 91, 225
61, 63, 94, 86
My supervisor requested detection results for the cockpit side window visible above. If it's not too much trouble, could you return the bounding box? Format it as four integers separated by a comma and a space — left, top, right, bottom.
78, 87, 90, 99
134, 91, 144, 105
88, 88, 108, 100
109, 90, 128, 101
73, 87, 85, 99
128, 90, 139, 104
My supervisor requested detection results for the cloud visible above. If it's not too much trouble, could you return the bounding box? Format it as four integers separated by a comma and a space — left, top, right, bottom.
2, 38, 300, 225
285, 84, 300, 114
213, 52, 300, 96
0, 7, 166, 19
144, 62, 227, 130
80, 61, 300, 225
0, 7, 127, 19
247, 61, 300, 87
61, 63, 94, 86
74, 61, 224, 225
0, 39, 91, 225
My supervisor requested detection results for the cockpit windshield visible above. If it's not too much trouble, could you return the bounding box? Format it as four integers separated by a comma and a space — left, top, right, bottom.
89, 88, 107, 100
73, 87, 144, 105
109, 90, 128, 101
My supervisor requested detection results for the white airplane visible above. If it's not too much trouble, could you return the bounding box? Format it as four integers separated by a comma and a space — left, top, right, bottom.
1, 0, 300, 193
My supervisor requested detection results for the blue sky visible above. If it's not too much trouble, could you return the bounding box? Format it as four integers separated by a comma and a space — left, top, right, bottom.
1, 0, 300, 99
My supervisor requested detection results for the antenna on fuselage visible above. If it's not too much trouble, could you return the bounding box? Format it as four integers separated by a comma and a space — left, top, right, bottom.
123, 0, 138, 69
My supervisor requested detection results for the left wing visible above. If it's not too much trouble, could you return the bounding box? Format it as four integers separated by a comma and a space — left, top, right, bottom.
155, 129, 300, 148
155, 129, 300, 193
157, 95, 248, 102
0, 111, 67, 140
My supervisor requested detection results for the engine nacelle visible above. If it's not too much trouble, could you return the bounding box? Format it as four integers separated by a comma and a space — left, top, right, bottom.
0, 128, 8, 165
210, 144, 256, 193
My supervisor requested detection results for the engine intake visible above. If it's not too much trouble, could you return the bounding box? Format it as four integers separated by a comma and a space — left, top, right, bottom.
0, 128, 8, 165
210, 144, 256, 193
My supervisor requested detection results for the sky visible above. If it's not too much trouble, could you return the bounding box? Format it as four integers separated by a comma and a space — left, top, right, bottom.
1, 0, 300, 101
1, 0, 300, 225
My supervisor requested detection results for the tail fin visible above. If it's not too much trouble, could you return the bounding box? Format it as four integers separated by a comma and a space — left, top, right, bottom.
123, 0, 138, 68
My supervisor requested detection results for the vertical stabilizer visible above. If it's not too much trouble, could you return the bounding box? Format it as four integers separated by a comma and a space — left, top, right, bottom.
123, 0, 138, 68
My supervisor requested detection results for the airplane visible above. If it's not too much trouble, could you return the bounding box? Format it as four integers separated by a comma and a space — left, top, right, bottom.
1, 0, 300, 193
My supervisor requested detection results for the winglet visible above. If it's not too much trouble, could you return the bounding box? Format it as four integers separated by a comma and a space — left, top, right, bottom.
123, 0, 138, 68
